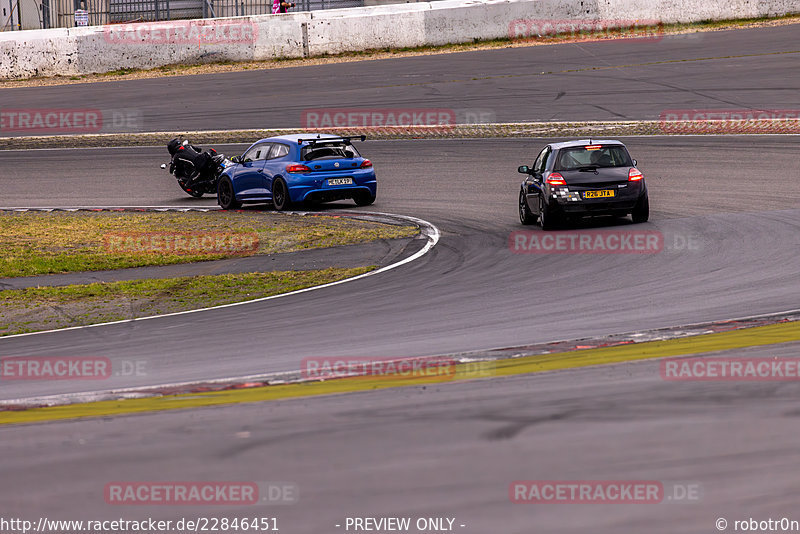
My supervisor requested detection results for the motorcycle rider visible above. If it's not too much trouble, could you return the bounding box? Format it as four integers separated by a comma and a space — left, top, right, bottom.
167, 138, 213, 189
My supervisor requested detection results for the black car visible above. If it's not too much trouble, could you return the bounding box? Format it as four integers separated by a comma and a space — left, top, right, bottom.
518, 139, 649, 229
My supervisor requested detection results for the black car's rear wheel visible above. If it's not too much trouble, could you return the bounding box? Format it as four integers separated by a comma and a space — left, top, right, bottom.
519, 190, 537, 225
272, 178, 292, 211
631, 193, 650, 223
217, 177, 241, 210
539, 195, 560, 230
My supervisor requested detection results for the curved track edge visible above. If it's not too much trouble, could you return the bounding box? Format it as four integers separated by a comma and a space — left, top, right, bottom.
0, 208, 440, 340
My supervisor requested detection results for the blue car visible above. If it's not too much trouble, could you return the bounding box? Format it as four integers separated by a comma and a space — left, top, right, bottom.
217, 134, 377, 211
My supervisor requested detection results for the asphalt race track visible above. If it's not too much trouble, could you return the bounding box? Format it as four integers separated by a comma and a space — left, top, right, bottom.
2, 24, 799, 133
7, 341, 800, 534
1, 24, 800, 534
2, 136, 800, 401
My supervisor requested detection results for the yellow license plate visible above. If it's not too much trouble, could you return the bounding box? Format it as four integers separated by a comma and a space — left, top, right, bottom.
584, 190, 615, 199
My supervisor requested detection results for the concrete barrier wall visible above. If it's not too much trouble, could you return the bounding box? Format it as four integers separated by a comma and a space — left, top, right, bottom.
422, 0, 585, 46
1, 0, 798, 79
306, 3, 430, 55
594, 0, 799, 23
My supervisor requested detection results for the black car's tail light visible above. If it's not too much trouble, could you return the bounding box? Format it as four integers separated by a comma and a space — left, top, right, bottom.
628, 168, 644, 181
547, 172, 567, 186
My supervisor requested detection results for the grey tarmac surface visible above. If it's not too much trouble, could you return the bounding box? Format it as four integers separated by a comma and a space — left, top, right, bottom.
4, 341, 800, 533
0, 136, 798, 402
1, 24, 799, 134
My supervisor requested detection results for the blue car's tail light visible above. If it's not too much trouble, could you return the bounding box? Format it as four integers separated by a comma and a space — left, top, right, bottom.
286, 164, 311, 173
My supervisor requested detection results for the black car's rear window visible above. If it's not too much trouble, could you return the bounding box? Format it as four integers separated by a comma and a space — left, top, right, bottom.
554, 145, 632, 170
302, 142, 361, 161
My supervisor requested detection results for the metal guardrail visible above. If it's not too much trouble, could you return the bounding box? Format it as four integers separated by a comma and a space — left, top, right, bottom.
2, 0, 22, 30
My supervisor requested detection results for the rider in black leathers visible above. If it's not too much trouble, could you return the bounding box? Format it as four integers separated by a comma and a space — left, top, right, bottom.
167, 138, 215, 188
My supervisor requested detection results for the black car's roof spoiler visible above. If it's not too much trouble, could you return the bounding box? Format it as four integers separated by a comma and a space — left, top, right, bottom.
296, 135, 367, 146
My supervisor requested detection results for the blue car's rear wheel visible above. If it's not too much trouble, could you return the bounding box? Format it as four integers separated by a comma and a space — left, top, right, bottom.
272, 178, 292, 211
353, 190, 375, 207
217, 177, 241, 210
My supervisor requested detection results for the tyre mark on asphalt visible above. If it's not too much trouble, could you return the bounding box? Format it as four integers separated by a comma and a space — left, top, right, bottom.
366, 49, 800, 90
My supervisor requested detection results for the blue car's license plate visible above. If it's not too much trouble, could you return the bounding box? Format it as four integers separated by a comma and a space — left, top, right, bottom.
328, 178, 353, 186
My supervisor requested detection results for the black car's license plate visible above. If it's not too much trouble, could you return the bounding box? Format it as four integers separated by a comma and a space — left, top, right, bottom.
584, 190, 615, 199
328, 178, 353, 186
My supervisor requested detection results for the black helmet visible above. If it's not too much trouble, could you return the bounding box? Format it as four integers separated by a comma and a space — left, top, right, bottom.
167, 137, 182, 156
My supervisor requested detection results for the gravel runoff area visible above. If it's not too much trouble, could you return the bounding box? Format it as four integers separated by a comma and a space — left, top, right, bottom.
2, 119, 799, 151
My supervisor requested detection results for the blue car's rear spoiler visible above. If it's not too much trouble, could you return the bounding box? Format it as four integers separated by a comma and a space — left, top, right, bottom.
296, 135, 366, 146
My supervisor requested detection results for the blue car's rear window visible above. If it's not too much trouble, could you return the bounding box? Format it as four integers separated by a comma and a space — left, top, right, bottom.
302, 143, 361, 161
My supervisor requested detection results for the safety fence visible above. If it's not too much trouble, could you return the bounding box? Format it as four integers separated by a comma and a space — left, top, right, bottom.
3, 0, 366, 30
